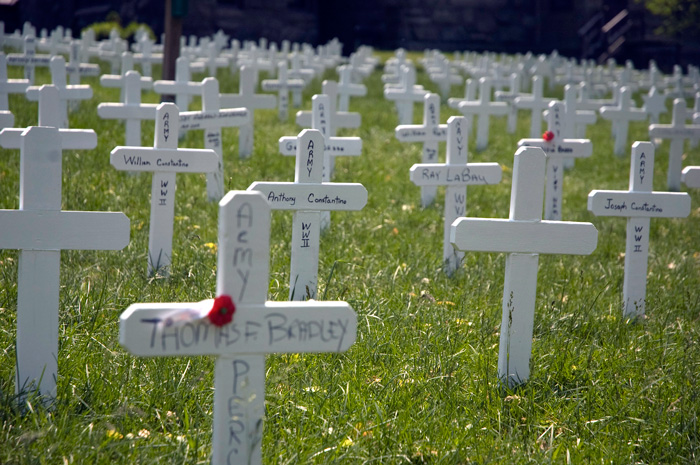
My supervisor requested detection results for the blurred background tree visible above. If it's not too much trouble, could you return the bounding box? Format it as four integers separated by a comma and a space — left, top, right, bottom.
641, 0, 700, 41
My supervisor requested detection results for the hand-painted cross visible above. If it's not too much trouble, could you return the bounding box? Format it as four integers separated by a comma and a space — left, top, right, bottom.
178, 77, 250, 201
153, 56, 202, 113
513, 76, 555, 138
220, 66, 276, 158
110, 103, 219, 275
396, 93, 448, 207
600, 86, 647, 156
250, 129, 367, 300
450, 146, 598, 386
458, 77, 508, 151
0, 126, 129, 401
261, 60, 305, 121
384, 65, 428, 125
25, 56, 92, 128
98, 70, 159, 146
6, 35, 51, 84
119, 189, 356, 464
100, 52, 154, 105
336, 64, 367, 112
588, 141, 690, 318
410, 116, 502, 274
649, 98, 700, 191
518, 101, 593, 220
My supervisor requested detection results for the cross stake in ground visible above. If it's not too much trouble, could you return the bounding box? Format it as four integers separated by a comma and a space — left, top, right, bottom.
588, 141, 690, 318
410, 116, 502, 275
451, 146, 598, 386
119, 190, 357, 465
110, 103, 219, 275
0, 126, 129, 401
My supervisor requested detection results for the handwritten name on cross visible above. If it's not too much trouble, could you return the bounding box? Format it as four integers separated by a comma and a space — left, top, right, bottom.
250, 129, 367, 300
588, 141, 690, 318
410, 116, 502, 274
98, 70, 159, 146
649, 99, 700, 191
119, 190, 357, 464
451, 146, 598, 386
458, 77, 508, 151
179, 77, 250, 201
600, 87, 647, 156
220, 66, 276, 159
0, 126, 129, 400
518, 101, 593, 220
110, 103, 219, 275
396, 93, 448, 207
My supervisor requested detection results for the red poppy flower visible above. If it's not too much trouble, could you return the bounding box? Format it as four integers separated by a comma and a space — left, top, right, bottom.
208, 295, 235, 326
542, 131, 555, 142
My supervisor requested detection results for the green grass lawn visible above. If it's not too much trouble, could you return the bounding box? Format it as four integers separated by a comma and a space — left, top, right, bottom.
0, 50, 699, 464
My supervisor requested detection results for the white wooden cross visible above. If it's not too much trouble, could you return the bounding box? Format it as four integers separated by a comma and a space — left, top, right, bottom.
280, 94, 362, 230
642, 86, 667, 124
120, 189, 356, 464
196, 41, 229, 77
132, 37, 162, 77
458, 77, 508, 151
220, 66, 276, 159
600, 87, 647, 156
384, 65, 428, 125
410, 116, 502, 275
249, 129, 367, 300
682, 166, 700, 188
110, 103, 219, 275
451, 146, 598, 386
0, 52, 29, 128
336, 64, 367, 112
428, 55, 462, 100
514, 76, 554, 139
100, 52, 154, 105
288, 52, 316, 107
98, 70, 159, 146
396, 93, 447, 207
179, 77, 250, 201
518, 101, 593, 220
494, 72, 523, 134
0, 125, 129, 400
6, 35, 51, 84
562, 84, 597, 141
649, 98, 700, 191
66, 41, 99, 86
588, 141, 690, 318
153, 56, 202, 113
261, 60, 305, 121
25, 56, 92, 129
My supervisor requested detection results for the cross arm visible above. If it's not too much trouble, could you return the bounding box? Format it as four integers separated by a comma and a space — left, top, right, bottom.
26, 85, 92, 101
587, 190, 691, 218
649, 124, 700, 139
395, 125, 447, 142
279, 136, 362, 156
120, 300, 357, 356
179, 108, 250, 131
0, 210, 129, 250
410, 163, 502, 186
0, 127, 97, 150
247, 182, 368, 211
110, 146, 219, 173
450, 218, 598, 255
97, 103, 158, 121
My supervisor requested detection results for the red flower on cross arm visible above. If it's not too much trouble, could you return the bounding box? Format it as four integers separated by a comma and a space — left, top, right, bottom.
208, 295, 235, 326
542, 131, 555, 142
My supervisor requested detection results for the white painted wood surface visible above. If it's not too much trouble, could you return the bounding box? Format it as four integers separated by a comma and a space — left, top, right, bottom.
600, 87, 647, 156
6, 36, 51, 84
0, 126, 129, 401
261, 60, 305, 121
336, 64, 366, 112
179, 78, 250, 201
98, 70, 158, 146
458, 77, 508, 151
152, 56, 201, 112
514, 76, 554, 138
649, 99, 700, 191
396, 93, 447, 206
588, 141, 690, 317
682, 166, 700, 188
410, 116, 502, 274
110, 103, 218, 275
119, 190, 356, 465
220, 66, 276, 158
0, 52, 29, 112
451, 146, 598, 386
518, 101, 593, 220
251, 129, 366, 299
384, 65, 428, 125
